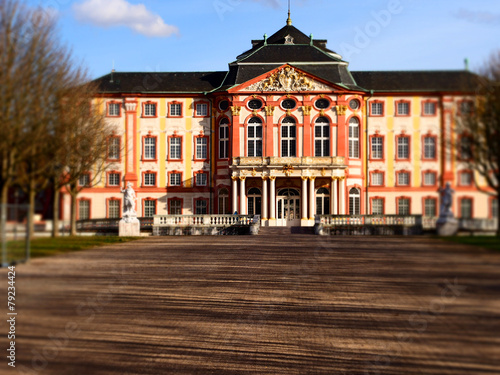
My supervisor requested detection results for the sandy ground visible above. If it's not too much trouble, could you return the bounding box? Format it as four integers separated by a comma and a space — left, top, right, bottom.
1, 233, 499, 375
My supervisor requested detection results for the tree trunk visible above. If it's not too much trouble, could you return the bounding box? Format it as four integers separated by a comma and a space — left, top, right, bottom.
70, 191, 77, 236
52, 186, 60, 238
28, 182, 36, 239
497, 190, 500, 238
1, 184, 9, 266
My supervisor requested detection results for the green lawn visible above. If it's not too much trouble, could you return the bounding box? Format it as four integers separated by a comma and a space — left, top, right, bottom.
4, 236, 140, 263
442, 236, 500, 251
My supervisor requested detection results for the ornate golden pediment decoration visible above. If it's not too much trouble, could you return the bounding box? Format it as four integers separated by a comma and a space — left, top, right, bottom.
264, 105, 275, 116
282, 164, 294, 177
251, 168, 257, 177
230, 106, 241, 116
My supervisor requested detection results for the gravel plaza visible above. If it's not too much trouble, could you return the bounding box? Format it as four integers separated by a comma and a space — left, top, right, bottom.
2, 233, 499, 375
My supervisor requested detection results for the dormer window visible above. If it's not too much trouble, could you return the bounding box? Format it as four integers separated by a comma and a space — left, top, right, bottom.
284, 34, 294, 45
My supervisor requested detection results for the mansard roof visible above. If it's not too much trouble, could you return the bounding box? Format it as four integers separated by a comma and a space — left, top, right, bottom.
351, 70, 479, 93
95, 71, 226, 94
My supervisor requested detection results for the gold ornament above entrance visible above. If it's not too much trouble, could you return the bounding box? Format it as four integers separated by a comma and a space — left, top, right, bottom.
244, 66, 332, 92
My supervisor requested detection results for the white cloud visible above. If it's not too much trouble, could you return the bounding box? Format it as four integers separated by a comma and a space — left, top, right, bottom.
73, 0, 179, 38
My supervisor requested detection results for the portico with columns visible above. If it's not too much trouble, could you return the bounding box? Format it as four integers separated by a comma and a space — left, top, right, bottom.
230, 157, 347, 226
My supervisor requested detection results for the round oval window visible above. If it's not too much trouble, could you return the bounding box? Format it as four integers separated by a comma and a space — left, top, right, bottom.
248, 99, 263, 110
219, 100, 229, 111
315, 99, 329, 109
349, 99, 360, 110
281, 99, 296, 110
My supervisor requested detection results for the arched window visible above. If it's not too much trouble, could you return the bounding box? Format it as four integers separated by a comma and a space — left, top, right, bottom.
349, 117, 360, 158
281, 117, 296, 157
349, 188, 360, 215
247, 188, 262, 216
316, 187, 330, 215
248, 117, 262, 157
219, 118, 229, 159
315, 117, 330, 157
218, 188, 230, 214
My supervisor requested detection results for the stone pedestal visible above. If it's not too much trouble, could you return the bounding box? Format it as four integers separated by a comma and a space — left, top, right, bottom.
119, 219, 140, 237
436, 217, 459, 236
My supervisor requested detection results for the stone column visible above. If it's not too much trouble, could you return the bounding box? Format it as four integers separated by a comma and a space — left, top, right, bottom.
239, 176, 246, 215
301, 177, 308, 220
309, 177, 316, 220
262, 177, 268, 220
331, 177, 337, 215
232, 176, 238, 214
339, 177, 346, 215
269, 177, 276, 220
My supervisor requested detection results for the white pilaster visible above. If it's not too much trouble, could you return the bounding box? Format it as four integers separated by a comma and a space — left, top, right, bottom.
309, 177, 315, 220
232, 177, 238, 214
269, 177, 276, 220
301, 177, 308, 219
239, 177, 246, 215
331, 178, 337, 215
339, 178, 346, 215
262, 177, 268, 220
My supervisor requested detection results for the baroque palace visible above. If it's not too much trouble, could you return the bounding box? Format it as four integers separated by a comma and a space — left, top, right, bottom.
73, 17, 495, 227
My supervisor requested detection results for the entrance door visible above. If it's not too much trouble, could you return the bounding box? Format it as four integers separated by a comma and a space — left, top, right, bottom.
277, 189, 301, 226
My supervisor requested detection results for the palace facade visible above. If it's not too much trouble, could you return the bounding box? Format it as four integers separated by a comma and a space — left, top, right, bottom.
70, 20, 496, 227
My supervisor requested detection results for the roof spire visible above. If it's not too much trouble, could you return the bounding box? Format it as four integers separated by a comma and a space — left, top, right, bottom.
286, 0, 292, 26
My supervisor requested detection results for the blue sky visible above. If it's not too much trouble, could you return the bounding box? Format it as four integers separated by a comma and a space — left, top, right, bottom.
23, 0, 500, 79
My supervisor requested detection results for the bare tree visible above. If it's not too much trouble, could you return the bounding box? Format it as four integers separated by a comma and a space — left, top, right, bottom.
456, 50, 500, 236
0, 0, 111, 239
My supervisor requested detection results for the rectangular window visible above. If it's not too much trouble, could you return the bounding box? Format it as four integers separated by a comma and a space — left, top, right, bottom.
460, 172, 472, 186
397, 102, 410, 116
492, 199, 498, 219
196, 138, 208, 159
248, 123, 263, 157
144, 173, 156, 186
398, 198, 410, 215
79, 174, 90, 187
371, 173, 384, 186
108, 137, 120, 160
108, 200, 120, 219
371, 137, 383, 159
196, 103, 208, 116
108, 103, 120, 116
424, 199, 437, 217
459, 137, 472, 160
170, 199, 182, 215
170, 137, 181, 160
398, 172, 410, 186
461, 198, 472, 219
371, 102, 383, 116
423, 136, 436, 159
144, 200, 156, 217
397, 137, 409, 159
195, 173, 207, 186
108, 173, 120, 186
423, 101, 436, 115
348, 119, 359, 158
79, 200, 90, 220
372, 199, 384, 215
170, 173, 181, 186
423, 172, 436, 186
219, 124, 229, 159
144, 103, 156, 117
144, 137, 156, 160
170, 103, 181, 117
195, 200, 208, 214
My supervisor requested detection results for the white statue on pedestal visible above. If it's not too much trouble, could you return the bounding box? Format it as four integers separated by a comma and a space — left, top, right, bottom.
437, 182, 458, 236
120, 182, 139, 224
439, 182, 455, 219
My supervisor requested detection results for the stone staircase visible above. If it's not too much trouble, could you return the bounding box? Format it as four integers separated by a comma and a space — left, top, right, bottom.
258, 226, 315, 236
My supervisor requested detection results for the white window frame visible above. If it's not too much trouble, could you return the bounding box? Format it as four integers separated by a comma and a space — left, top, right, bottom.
371, 173, 384, 186
424, 199, 437, 217
108, 173, 120, 186
196, 173, 207, 187
108, 103, 120, 116
371, 102, 383, 116
397, 102, 410, 115
196, 137, 208, 159
372, 199, 384, 215
314, 118, 330, 157
247, 118, 262, 157
196, 103, 208, 116
423, 172, 436, 186
371, 137, 383, 159
423, 136, 436, 159
144, 103, 156, 117
144, 173, 156, 187
349, 118, 360, 158
281, 117, 297, 158
398, 198, 410, 215
108, 200, 120, 219
170, 103, 181, 116
144, 200, 156, 217
349, 188, 361, 215
144, 137, 156, 160
170, 137, 181, 160
170, 173, 181, 186
397, 137, 409, 159
170, 199, 182, 215
219, 119, 229, 159
398, 172, 410, 186
423, 101, 436, 115
79, 200, 90, 220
